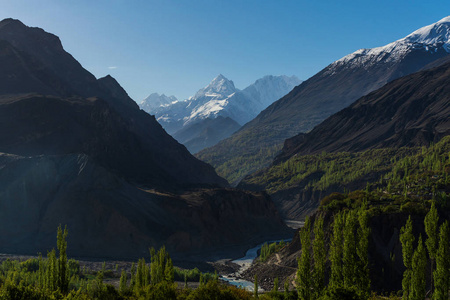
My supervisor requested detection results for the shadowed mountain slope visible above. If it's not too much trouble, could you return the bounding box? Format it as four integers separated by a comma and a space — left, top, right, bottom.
277, 60, 450, 162
0, 18, 226, 188
0, 18, 292, 259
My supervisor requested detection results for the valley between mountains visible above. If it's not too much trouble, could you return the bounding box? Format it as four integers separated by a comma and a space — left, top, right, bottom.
0, 14, 449, 300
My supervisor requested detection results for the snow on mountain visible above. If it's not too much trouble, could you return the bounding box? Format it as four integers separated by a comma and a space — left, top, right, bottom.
190, 74, 237, 101
241, 75, 302, 110
403, 16, 450, 48
182, 74, 300, 126
139, 93, 178, 112
142, 74, 301, 134
326, 16, 450, 75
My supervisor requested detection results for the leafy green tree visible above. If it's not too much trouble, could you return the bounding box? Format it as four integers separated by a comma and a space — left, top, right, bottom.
271, 277, 279, 296
56, 225, 69, 294
356, 206, 370, 297
97, 262, 105, 291
343, 211, 358, 289
136, 258, 148, 289
45, 249, 58, 291
164, 256, 174, 283
410, 235, 426, 300
119, 270, 128, 294
38, 253, 44, 289
130, 262, 136, 289
330, 212, 345, 289
433, 221, 449, 300
284, 280, 290, 298
297, 217, 311, 300
424, 201, 439, 293
312, 216, 326, 298
150, 246, 173, 285
400, 216, 414, 300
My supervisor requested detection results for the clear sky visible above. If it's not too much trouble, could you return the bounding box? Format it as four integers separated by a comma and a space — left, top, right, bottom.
1, 0, 449, 102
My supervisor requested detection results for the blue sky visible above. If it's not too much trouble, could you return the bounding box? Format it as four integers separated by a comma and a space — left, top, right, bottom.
1, 1, 449, 102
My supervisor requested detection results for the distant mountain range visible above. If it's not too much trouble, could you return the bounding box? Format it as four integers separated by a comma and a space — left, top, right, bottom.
197, 16, 450, 185
0, 18, 290, 259
140, 74, 301, 153
140, 93, 178, 113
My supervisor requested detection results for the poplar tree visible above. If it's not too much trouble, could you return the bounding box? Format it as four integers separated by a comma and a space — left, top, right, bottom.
297, 217, 311, 300
343, 211, 358, 288
254, 274, 259, 298
119, 270, 128, 294
424, 201, 439, 293
400, 216, 414, 300
57, 224, 69, 294
136, 258, 147, 289
410, 235, 426, 300
272, 277, 279, 294
150, 246, 174, 284
330, 212, 345, 288
357, 206, 371, 297
284, 280, 290, 298
38, 253, 44, 289
312, 216, 326, 298
164, 256, 174, 283
433, 221, 449, 300
130, 262, 136, 288
46, 249, 58, 291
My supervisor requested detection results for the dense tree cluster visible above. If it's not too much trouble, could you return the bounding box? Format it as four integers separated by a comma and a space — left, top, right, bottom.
294, 209, 371, 300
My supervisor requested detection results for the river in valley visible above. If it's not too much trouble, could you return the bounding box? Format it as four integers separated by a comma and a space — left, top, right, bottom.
219, 219, 303, 291
219, 238, 292, 292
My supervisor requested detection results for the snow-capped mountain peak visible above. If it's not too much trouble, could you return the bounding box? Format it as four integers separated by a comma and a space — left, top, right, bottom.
140, 74, 301, 135
326, 16, 450, 75
191, 74, 237, 101
139, 92, 178, 112
402, 16, 450, 50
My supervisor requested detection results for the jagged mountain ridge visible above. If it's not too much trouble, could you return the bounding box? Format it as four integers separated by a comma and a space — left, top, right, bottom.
142, 74, 301, 134
140, 93, 178, 112
197, 16, 450, 184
